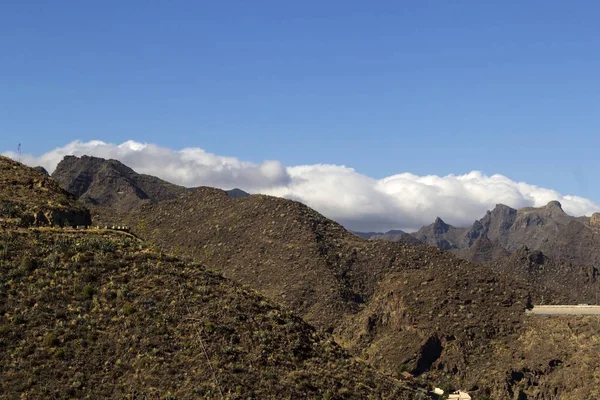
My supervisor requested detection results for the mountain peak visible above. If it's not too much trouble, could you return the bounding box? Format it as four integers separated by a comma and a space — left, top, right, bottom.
432, 217, 450, 234
545, 200, 563, 210
490, 203, 517, 215
52, 155, 188, 216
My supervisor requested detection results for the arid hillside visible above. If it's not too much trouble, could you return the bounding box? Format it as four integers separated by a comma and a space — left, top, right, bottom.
0, 158, 423, 399
0, 228, 421, 399
49, 156, 600, 398
123, 185, 600, 398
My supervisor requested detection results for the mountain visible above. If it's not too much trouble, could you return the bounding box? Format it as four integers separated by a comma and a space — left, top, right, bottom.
352, 231, 384, 239
0, 157, 422, 399
0, 155, 90, 227
369, 230, 423, 246
452, 236, 510, 264
487, 246, 599, 302
122, 185, 598, 398
406, 202, 600, 268
412, 217, 467, 250
51, 155, 600, 398
354, 230, 422, 246
51, 155, 189, 214
226, 188, 251, 198
33, 166, 49, 176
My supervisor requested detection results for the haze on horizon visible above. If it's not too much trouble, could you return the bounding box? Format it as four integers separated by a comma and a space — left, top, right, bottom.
2, 2, 600, 231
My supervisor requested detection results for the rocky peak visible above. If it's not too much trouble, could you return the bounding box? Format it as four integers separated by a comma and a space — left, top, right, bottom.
546, 200, 563, 209
432, 217, 450, 234
490, 203, 517, 216
52, 155, 188, 214
545, 200, 565, 213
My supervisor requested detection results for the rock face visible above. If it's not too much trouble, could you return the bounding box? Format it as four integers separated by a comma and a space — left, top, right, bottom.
51, 155, 189, 214
0, 155, 90, 227
591, 213, 600, 226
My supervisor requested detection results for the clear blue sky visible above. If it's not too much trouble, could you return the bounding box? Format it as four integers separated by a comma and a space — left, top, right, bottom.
1, 1, 599, 200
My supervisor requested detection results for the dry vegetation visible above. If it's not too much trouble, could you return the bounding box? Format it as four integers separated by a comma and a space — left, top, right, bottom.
0, 229, 421, 399
125, 186, 600, 399
0, 156, 426, 399
0, 156, 90, 227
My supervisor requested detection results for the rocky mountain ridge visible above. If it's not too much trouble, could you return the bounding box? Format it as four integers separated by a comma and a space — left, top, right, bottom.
394, 201, 600, 267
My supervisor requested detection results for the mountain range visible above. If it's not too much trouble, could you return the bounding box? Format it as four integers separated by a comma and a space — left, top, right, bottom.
0, 155, 423, 399
5, 153, 600, 398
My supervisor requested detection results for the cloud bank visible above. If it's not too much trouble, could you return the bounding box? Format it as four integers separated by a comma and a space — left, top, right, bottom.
5, 140, 600, 232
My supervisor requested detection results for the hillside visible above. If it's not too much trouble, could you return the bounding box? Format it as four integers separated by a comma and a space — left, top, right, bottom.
50, 156, 600, 398
0, 228, 423, 399
123, 185, 600, 398
486, 246, 599, 304
0, 155, 90, 227
0, 157, 424, 399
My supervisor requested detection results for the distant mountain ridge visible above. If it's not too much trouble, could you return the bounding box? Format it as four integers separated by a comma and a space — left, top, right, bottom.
387, 201, 600, 266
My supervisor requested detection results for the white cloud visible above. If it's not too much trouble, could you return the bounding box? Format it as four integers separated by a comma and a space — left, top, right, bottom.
4, 139, 600, 232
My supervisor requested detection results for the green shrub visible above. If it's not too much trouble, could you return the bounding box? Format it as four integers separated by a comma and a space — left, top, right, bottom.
19, 256, 37, 273
81, 285, 97, 299
122, 304, 136, 316
44, 332, 60, 347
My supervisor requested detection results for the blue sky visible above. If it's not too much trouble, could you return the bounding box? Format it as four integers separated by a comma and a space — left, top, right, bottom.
2, 1, 600, 203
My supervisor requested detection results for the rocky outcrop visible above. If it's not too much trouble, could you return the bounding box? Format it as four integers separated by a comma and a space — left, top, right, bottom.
52, 155, 189, 214
591, 213, 600, 226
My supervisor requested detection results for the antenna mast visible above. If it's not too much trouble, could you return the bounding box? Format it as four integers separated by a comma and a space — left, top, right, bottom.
17, 143, 22, 162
